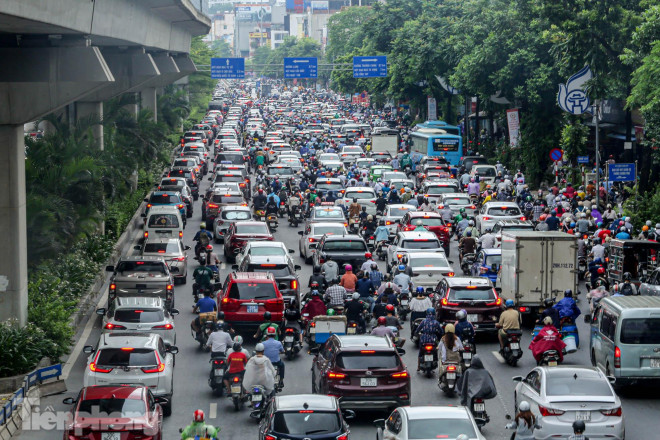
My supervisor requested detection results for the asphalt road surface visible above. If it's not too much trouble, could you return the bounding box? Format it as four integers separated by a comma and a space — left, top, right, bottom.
18, 174, 660, 440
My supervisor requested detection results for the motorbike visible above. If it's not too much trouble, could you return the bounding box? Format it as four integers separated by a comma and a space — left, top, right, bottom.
578, 256, 587, 280
471, 397, 490, 428
193, 315, 215, 349
267, 213, 278, 231
254, 209, 266, 222
349, 215, 360, 234
438, 361, 461, 396
248, 384, 269, 421
346, 320, 359, 335
282, 326, 302, 360
398, 293, 410, 321
364, 231, 376, 251
501, 329, 523, 366
229, 374, 246, 411
460, 253, 476, 276
538, 349, 561, 367
278, 202, 287, 218
420, 342, 438, 377
411, 318, 425, 347
460, 329, 475, 368
208, 353, 228, 396
288, 205, 302, 227
376, 240, 389, 261
387, 326, 405, 349
196, 247, 207, 266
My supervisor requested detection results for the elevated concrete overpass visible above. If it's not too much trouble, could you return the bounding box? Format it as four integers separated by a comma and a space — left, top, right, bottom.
0, 0, 211, 324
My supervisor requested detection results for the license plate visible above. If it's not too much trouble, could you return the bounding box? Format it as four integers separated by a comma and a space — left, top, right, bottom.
284, 336, 294, 342
473, 403, 485, 412
347, 327, 356, 334
309, 327, 316, 334
575, 411, 591, 421
424, 355, 434, 362
549, 361, 558, 367
446, 372, 456, 380
651, 359, 660, 368
102, 433, 121, 440
247, 305, 259, 313
231, 385, 241, 394
510, 342, 520, 350
214, 369, 223, 377
361, 378, 377, 387
251, 394, 262, 402
467, 314, 478, 322
401, 300, 409, 307
463, 352, 472, 359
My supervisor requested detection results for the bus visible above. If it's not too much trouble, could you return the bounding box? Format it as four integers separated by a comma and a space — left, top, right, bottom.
417, 120, 462, 137
409, 126, 463, 166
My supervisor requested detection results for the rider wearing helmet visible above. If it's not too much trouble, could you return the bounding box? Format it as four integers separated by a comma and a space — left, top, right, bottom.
340, 264, 358, 293
393, 264, 412, 296
413, 219, 426, 231
414, 308, 444, 371
506, 401, 541, 438
553, 289, 581, 324
569, 420, 587, 440
462, 219, 479, 238
254, 311, 281, 341
345, 291, 367, 333
308, 265, 327, 290
496, 299, 521, 350
619, 272, 637, 296
539, 297, 561, 329
193, 222, 213, 258
409, 287, 433, 328
224, 341, 248, 394
262, 326, 285, 388
302, 290, 327, 320
243, 343, 277, 396
454, 309, 475, 347
203, 244, 220, 272
180, 410, 219, 440
459, 230, 477, 263
360, 252, 375, 273
205, 321, 233, 358
371, 315, 395, 338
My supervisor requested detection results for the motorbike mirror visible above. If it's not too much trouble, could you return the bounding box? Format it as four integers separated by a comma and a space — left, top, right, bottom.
298, 231, 304, 236
373, 419, 385, 429
448, 260, 455, 265
342, 409, 356, 420
184, 245, 191, 251
144, 198, 149, 202
505, 414, 512, 420
495, 287, 502, 294
179, 428, 183, 433
140, 213, 146, 218
249, 410, 263, 420
95, 308, 106, 316
208, 177, 213, 181
231, 264, 239, 271
396, 347, 406, 355
171, 308, 180, 316
294, 265, 302, 271
607, 375, 616, 384
512, 375, 523, 382
155, 397, 169, 406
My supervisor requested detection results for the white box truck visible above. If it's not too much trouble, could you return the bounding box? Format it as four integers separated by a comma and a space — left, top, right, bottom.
370, 133, 399, 157
498, 231, 577, 320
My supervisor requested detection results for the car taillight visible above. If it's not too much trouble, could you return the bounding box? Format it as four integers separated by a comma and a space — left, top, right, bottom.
109, 284, 116, 293
614, 346, 621, 368
336, 435, 348, 440
265, 435, 277, 440
308, 238, 316, 242
447, 272, 455, 277
208, 203, 219, 209
519, 306, 527, 313
179, 231, 183, 238
146, 204, 152, 208
167, 284, 173, 292
143, 231, 148, 238
103, 323, 127, 330
520, 216, 526, 221
601, 407, 622, 416
441, 297, 459, 306
177, 204, 184, 209
482, 216, 490, 221
89, 352, 112, 373
327, 372, 346, 379
142, 352, 166, 373
538, 405, 565, 416
152, 323, 174, 330
290, 280, 298, 290
486, 297, 502, 306
391, 372, 408, 378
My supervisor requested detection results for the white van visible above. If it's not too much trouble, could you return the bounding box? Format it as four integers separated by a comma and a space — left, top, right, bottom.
143, 206, 184, 240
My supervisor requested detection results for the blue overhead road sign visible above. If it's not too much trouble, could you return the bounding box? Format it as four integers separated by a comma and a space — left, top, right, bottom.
283, 57, 318, 78
211, 58, 245, 79
607, 163, 636, 182
353, 56, 388, 78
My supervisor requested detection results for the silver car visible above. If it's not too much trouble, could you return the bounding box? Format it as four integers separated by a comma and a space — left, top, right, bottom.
96, 296, 178, 346
513, 366, 624, 440
439, 193, 478, 217
408, 251, 455, 290
213, 205, 252, 242
475, 202, 524, 234
338, 186, 377, 215
376, 406, 486, 440
235, 241, 295, 269
298, 222, 348, 264
382, 204, 416, 236
137, 238, 189, 284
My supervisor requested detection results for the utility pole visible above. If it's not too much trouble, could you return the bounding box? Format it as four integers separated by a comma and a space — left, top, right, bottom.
594, 99, 601, 209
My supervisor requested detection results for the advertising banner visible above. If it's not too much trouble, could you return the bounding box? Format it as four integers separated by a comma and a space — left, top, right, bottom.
506, 108, 520, 147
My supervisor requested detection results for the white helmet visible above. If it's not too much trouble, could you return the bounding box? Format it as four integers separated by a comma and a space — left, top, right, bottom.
518, 401, 531, 412
468, 220, 475, 226
352, 292, 360, 300
255, 343, 265, 352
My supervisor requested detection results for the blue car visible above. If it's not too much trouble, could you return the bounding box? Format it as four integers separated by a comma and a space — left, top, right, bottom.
471, 248, 501, 284
144, 191, 187, 221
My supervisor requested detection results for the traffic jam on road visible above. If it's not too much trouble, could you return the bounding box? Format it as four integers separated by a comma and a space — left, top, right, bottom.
52, 79, 660, 440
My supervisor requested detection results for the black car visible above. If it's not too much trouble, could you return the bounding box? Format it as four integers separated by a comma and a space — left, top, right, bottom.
257, 394, 353, 440
312, 234, 368, 275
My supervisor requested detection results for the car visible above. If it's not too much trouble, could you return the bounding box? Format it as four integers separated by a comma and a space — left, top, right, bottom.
370, 151, 393, 163
382, 204, 417, 237
398, 211, 451, 254
434, 277, 502, 332
471, 248, 501, 284
266, 164, 296, 182
512, 366, 624, 440
312, 234, 369, 275
491, 219, 535, 244
369, 164, 393, 182
276, 156, 303, 172
475, 202, 525, 233
439, 193, 478, 218
217, 272, 284, 330
82, 333, 177, 416
323, 160, 344, 172
311, 335, 410, 410
223, 221, 274, 262
386, 231, 444, 272
143, 205, 184, 241
338, 186, 377, 215
167, 167, 199, 198
62, 386, 164, 440
389, 178, 415, 193
213, 205, 253, 243
202, 189, 246, 222
421, 180, 461, 204
158, 181, 194, 218
144, 191, 187, 222
209, 169, 247, 189
298, 222, 348, 264
307, 205, 347, 225
381, 171, 408, 186
355, 157, 376, 170
106, 257, 174, 310
460, 155, 489, 172
235, 253, 301, 305
96, 296, 179, 346
375, 405, 487, 440
315, 177, 345, 198
470, 164, 498, 184
408, 251, 455, 290
318, 153, 340, 167
137, 238, 189, 283
235, 241, 295, 269
420, 164, 454, 182
214, 151, 247, 168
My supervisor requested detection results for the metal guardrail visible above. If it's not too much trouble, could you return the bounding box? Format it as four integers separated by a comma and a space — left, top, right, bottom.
0, 364, 62, 426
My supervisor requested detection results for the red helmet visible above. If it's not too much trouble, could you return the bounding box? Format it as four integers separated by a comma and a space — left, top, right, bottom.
206, 244, 213, 250
266, 326, 276, 336
377, 316, 387, 325
194, 409, 205, 422
597, 267, 606, 275
386, 304, 395, 312
365, 252, 372, 259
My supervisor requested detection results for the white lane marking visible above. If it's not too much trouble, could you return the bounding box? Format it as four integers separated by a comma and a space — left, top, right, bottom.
209, 402, 217, 419
492, 351, 506, 364
220, 262, 226, 270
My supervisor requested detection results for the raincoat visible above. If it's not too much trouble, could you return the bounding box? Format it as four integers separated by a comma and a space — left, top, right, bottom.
529, 325, 566, 363
243, 355, 277, 395
459, 355, 497, 406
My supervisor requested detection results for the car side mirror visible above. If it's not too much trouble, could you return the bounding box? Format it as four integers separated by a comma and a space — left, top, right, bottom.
105, 265, 115, 272
171, 308, 180, 316
141, 213, 146, 218
134, 245, 141, 251
607, 376, 616, 384
208, 177, 213, 181
96, 308, 106, 316
495, 287, 502, 294
185, 245, 191, 250
512, 375, 523, 382
167, 346, 179, 355
156, 396, 170, 406
396, 347, 406, 355
289, 249, 295, 253
214, 282, 223, 291
373, 419, 385, 429
144, 198, 149, 202
249, 409, 263, 420
342, 409, 356, 420
232, 264, 239, 271
309, 346, 320, 355
583, 314, 592, 323
83, 346, 94, 354
294, 265, 302, 271
62, 397, 75, 405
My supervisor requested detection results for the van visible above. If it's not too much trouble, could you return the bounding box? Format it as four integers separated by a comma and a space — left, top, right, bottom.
144, 205, 184, 241
589, 296, 660, 387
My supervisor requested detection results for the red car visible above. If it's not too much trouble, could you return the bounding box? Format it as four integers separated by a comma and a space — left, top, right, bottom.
222, 221, 273, 262
311, 335, 410, 411
218, 272, 284, 330
62, 385, 163, 440
398, 211, 451, 254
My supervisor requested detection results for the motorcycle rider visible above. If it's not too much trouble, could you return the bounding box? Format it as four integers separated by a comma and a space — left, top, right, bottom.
283, 299, 303, 344
410, 287, 433, 329
371, 316, 396, 338
193, 222, 213, 258
362, 215, 377, 238
440, 204, 454, 222
586, 281, 609, 314
360, 252, 376, 273
254, 311, 281, 341
459, 354, 497, 406
529, 316, 566, 364
203, 244, 220, 274
369, 263, 384, 290
205, 322, 233, 358
619, 272, 637, 296
308, 266, 327, 290
459, 230, 477, 264
340, 264, 358, 293
265, 195, 279, 218
553, 289, 581, 324
505, 401, 542, 440
374, 219, 390, 243
243, 343, 277, 397
356, 271, 375, 310
180, 410, 219, 440
569, 420, 588, 440
321, 257, 339, 285
478, 228, 497, 250
439, 323, 463, 385
191, 289, 217, 336
538, 298, 561, 329
454, 310, 476, 348
253, 188, 268, 215
414, 308, 444, 371
302, 290, 327, 319
192, 262, 214, 298
413, 219, 426, 231
325, 280, 348, 309
496, 299, 521, 351
392, 264, 412, 297
345, 292, 368, 333
262, 327, 285, 388
223, 342, 248, 395
462, 220, 479, 238
348, 198, 361, 220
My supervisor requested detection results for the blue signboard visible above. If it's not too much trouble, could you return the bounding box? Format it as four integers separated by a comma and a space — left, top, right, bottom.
211, 58, 245, 79
353, 56, 388, 78
607, 163, 636, 182
577, 155, 589, 164
283, 57, 318, 79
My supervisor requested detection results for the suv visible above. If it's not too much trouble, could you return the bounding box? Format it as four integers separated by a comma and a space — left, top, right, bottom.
311, 335, 410, 410
434, 277, 502, 333
82, 333, 178, 416
386, 231, 444, 273
223, 221, 274, 262
213, 205, 252, 243
106, 257, 174, 310
491, 219, 535, 244
398, 212, 451, 254
476, 202, 525, 234
308, 205, 347, 226
217, 272, 284, 330
202, 189, 245, 222
137, 238, 189, 284
144, 191, 187, 224
313, 234, 369, 275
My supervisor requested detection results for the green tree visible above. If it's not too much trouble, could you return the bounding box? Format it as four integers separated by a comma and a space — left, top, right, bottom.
326, 7, 374, 61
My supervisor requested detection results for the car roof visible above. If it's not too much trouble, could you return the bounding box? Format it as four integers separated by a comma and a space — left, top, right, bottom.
323, 234, 364, 241
248, 241, 285, 248
235, 221, 269, 226
444, 276, 492, 287
118, 256, 166, 263
400, 405, 470, 420
408, 211, 441, 218
335, 335, 393, 349
221, 205, 251, 211
344, 186, 375, 192
275, 394, 337, 410
231, 272, 275, 281
147, 205, 181, 213
398, 231, 439, 240
540, 365, 604, 379
99, 332, 160, 348
115, 297, 165, 309
144, 237, 180, 244
441, 193, 470, 198
483, 201, 519, 207
81, 386, 145, 401
311, 222, 347, 229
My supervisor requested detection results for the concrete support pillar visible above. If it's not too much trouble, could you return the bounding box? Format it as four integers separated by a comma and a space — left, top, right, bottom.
141, 87, 157, 122
124, 93, 139, 120
75, 101, 104, 151
0, 125, 28, 326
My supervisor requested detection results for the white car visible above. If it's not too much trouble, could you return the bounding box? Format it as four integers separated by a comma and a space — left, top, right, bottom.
235, 241, 295, 269
376, 406, 486, 440
382, 204, 416, 236
386, 230, 444, 272
513, 366, 624, 440
339, 186, 377, 215
408, 251, 455, 290
83, 333, 177, 416
389, 178, 415, 193
475, 202, 524, 233
323, 160, 344, 172
470, 164, 498, 184
276, 156, 303, 172
439, 193, 478, 217
298, 222, 348, 264
318, 153, 340, 167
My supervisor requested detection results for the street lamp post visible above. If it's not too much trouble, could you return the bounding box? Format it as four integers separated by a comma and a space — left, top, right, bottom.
594, 99, 601, 209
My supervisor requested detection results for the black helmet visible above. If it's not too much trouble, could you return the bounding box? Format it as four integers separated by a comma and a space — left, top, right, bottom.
564, 289, 573, 298
217, 311, 225, 320
313, 265, 321, 274
543, 298, 554, 308
263, 311, 272, 320
232, 342, 242, 352
353, 198, 358, 203
623, 272, 632, 281
572, 420, 585, 433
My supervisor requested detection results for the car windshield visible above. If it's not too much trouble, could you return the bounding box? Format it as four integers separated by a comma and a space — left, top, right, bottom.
268, 167, 294, 176
371, 168, 390, 176
413, 217, 443, 226
336, 352, 399, 370
407, 418, 476, 440
316, 182, 344, 191
382, 172, 406, 181
228, 282, 277, 300
273, 411, 340, 435
173, 160, 194, 167
345, 191, 374, 200
620, 318, 660, 344
449, 287, 495, 301
114, 309, 165, 323
314, 226, 346, 236
388, 207, 413, 217
343, 147, 362, 153
215, 175, 243, 183
545, 372, 613, 397
150, 194, 180, 204
96, 348, 157, 367
401, 239, 440, 250
211, 194, 244, 204
236, 225, 269, 235
248, 264, 291, 277
410, 255, 449, 268
444, 197, 471, 206
322, 240, 367, 251
215, 154, 244, 164
474, 167, 497, 177
116, 261, 166, 274
78, 398, 146, 417
143, 242, 180, 254
222, 210, 251, 221
251, 246, 286, 257
484, 255, 502, 266
487, 206, 521, 216
314, 209, 344, 219
147, 214, 180, 228
427, 186, 457, 194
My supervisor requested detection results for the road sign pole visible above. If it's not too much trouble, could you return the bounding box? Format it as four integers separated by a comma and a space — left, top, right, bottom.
595, 99, 600, 209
